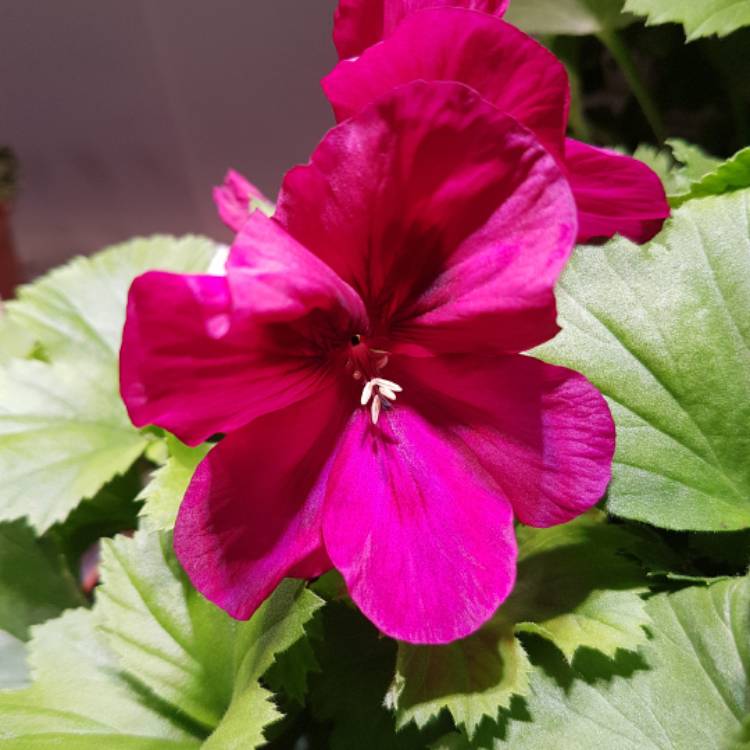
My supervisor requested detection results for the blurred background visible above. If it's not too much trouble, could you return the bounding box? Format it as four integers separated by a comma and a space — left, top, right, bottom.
1, 0, 749, 294
0, 0, 338, 286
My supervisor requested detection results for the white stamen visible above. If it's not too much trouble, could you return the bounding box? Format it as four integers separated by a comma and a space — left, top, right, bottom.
373, 378, 402, 392
360, 380, 374, 406
352, 370, 363, 381
360, 376, 403, 424
371, 394, 382, 424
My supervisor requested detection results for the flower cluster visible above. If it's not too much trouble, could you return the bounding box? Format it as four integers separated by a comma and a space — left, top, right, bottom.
119, 0, 667, 644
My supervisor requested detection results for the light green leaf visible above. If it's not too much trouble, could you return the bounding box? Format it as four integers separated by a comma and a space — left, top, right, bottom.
138, 436, 211, 531
0, 530, 324, 749
389, 614, 531, 739
388, 512, 648, 739
493, 576, 750, 749
0, 520, 82, 640
7, 235, 217, 363
0, 313, 33, 364
536, 190, 750, 531
0, 236, 218, 533
505, 0, 632, 35
96, 530, 324, 748
669, 138, 723, 182
0, 357, 147, 532
506, 512, 650, 660
0, 608, 201, 749
0, 631, 29, 690
623, 0, 750, 40
671, 144, 750, 207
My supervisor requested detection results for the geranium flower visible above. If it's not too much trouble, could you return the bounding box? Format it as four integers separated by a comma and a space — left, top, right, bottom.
327, 4, 669, 243
120, 81, 614, 644
333, 0, 510, 59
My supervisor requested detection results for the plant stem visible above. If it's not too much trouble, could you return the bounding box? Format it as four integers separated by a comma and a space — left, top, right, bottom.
598, 28, 665, 143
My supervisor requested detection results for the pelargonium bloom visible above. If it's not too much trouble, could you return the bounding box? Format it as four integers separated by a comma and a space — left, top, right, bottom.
120, 81, 615, 644
333, 0, 510, 59
327, 4, 669, 243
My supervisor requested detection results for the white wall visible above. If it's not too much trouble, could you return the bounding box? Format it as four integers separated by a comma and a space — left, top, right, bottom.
0, 0, 338, 277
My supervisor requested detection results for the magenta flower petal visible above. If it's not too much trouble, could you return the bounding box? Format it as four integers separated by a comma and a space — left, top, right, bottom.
325, 8, 568, 158
322, 405, 517, 644
120, 216, 367, 445
276, 80, 576, 355
565, 138, 670, 243
394, 354, 615, 527
213, 169, 270, 233
174, 386, 348, 620
333, 0, 510, 59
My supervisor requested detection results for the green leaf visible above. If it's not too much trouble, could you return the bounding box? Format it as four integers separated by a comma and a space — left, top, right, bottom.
96, 531, 324, 743
388, 614, 531, 739
0, 313, 33, 365
623, 0, 750, 40
0, 631, 29, 690
388, 512, 649, 738
491, 576, 750, 749
671, 144, 750, 207
0, 530, 324, 749
47, 470, 144, 571
7, 235, 217, 363
506, 512, 650, 660
0, 236, 218, 533
0, 608, 201, 749
310, 604, 435, 750
669, 138, 723, 182
0, 357, 148, 532
138, 436, 211, 531
536, 190, 750, 531
504, 0, 632, 35
0, 520, 82, 640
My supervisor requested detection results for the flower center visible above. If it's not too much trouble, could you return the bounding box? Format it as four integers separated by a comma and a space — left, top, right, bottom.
346, 337, 403, 424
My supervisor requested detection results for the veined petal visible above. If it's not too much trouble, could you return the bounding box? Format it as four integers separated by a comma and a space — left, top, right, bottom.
323, 405, 517, 644
213, 169, 271, 233
333, 0, 510, 59
276, 80, 576, 356
325, 8, 568, 158
174, 385, 348, 620
227, 211, 368, 336
392, 354, 615, 527
121, 214, 367, 446
120, 272, 329, 445
565, 139, 670, 243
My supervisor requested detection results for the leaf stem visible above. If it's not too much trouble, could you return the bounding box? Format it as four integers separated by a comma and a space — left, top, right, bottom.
597, 29, 665, 143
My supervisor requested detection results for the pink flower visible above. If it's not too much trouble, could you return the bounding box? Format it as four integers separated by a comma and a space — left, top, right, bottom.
120, 82, 614, 644
213, 169, 272, 232
333, 0, 510, 59
327, 5, 669, 243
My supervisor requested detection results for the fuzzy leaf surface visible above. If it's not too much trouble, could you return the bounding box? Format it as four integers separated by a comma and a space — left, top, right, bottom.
537, 190, 750, 530
0, 357, 147, 532
494, 576, 750, 749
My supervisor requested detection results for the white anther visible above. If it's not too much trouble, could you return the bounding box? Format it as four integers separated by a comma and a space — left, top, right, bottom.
360, 376, 403, 424
352, 370, 363, 381
373, 378, 402, 393
360, 380, 374, 406
371, 394, 382, 425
